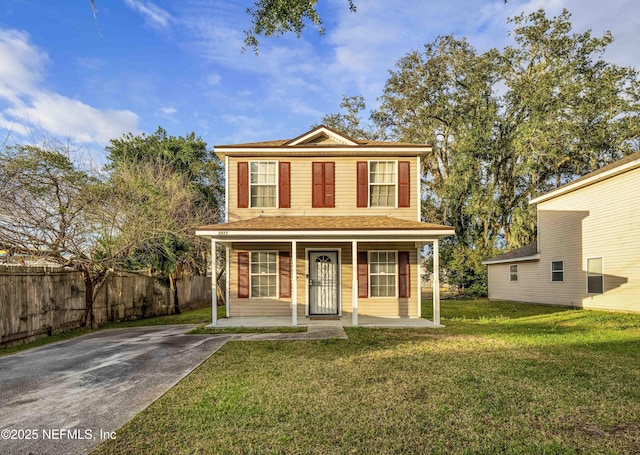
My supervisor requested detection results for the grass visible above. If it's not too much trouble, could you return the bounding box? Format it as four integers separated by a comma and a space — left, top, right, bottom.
92, 299, 640, 454
0, 305, 225, 357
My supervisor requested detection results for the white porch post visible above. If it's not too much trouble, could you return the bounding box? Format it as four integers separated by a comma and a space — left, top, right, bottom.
417, 245, 422, 318
352, 240, 358, 326
211, 239, 217, 325
291, 241, 298, 326
432, 239, 440, 326
225, 245, 230, 318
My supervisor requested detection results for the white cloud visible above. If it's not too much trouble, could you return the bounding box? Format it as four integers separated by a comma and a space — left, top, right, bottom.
160, 107, 177, 115
0, 27, 139, 145
323, 0, 640, 106
123, 0, 172, 29
173, 0, 640, 143
207, 74, 221, 86
0, 29, 48, 105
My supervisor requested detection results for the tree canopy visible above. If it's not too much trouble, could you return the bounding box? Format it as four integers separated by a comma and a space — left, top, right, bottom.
0, 129, 222, 326
89, 0, 357, 53
104, 127, 223, 281
322, 8, 640, 293
243, 0, 356, 53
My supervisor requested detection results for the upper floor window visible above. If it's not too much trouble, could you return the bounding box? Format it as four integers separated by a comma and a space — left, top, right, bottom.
357, 160, 410, 209
237, 161, 289, 209
250, 161, 277, 208
551, 261, 564, 282
369, 161, 397, 207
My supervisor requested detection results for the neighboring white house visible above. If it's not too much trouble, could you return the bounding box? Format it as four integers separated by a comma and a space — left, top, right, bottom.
483, 151, 640, 312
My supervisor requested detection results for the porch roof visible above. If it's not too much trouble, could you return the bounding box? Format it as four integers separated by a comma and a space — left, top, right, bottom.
196, 215, 454, 242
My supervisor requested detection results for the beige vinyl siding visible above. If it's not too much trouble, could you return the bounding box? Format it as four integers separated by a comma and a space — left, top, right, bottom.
543, 166, 640, 311
488, 166, 640, 312
229, 243, 291, 317
487, 260, 547, 303
228, 241, 420, 318
227, 156, 418, 222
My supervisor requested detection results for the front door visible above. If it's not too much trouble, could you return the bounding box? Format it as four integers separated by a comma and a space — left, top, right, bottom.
309, 251, 339, 315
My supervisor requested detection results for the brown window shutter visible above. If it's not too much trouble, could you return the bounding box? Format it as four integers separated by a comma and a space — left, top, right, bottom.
313, 162, 336, 208
398, 161, 410, 208
325, 162, 335, 207
279, 251, 291, 298
357, 251, 368, 298
357, 161, 368, 207
398, 251, 411, 298
279, 162, 290, 208
238, 252, 249, 298
237, 162, 249, 208
312, 162, 324, 207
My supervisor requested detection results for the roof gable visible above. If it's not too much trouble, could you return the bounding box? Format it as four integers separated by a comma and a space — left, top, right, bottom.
284, 125, 359, 146
530, 151, 640, 205
212, 126, 432, 160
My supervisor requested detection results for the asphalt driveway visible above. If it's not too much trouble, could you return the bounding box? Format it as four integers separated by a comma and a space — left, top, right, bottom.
0, 325, 230, 455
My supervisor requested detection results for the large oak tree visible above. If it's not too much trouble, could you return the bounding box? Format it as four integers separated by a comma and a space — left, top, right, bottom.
323, 9, 640, 293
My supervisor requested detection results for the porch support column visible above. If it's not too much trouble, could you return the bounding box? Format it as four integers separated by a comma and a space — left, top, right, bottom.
352, 240, 358, 326
417, 245, 422, 318
432, 239, 440, 326
211, 239, 217, 326
291, 240, 298, 326
225, 245, 230, 318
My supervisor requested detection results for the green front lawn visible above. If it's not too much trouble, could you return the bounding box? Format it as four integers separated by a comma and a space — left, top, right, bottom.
93, 299, 640, 454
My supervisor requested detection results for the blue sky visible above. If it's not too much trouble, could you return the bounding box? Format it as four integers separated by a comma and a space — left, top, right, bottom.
1, 0, 638, 161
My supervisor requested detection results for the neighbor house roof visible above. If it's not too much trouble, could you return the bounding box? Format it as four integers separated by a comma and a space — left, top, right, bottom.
530, 151, 640, 205
482, 242, 540, 265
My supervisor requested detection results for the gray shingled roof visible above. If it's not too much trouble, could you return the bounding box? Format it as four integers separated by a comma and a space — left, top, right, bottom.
483, 242, 539, 264
198, 215, 454, 232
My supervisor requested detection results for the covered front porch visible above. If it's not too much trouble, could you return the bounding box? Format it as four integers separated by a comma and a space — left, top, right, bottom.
196, 216, 454, 328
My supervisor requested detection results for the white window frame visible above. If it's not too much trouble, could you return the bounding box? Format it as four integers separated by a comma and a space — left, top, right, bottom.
249, 250, 278, 298
551, 260, 564, 282
509, 264, 518, 282
368, 250, 398, 298
368, 160, 398, 208
586, 257, 604, 294
249, 160, 278, 208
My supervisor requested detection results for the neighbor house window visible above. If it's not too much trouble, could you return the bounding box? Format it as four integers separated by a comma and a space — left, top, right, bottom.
369, 251, 397, 297
551, 261, 564, 282
250, 161, 277, 208
587, 257, 604, 294
510, 265, 518, 282
250, 251, 277, 297
369, 161, 396, 207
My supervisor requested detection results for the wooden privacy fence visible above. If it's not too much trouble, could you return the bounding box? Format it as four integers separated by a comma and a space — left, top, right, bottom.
0, 266, 212, 346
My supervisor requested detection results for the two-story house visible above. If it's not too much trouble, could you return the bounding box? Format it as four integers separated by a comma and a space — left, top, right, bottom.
483, 151, 640, 312
196, 126, 455, 326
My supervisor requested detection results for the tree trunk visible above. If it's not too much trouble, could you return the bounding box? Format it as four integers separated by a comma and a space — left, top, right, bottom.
170, 273, 180, 314
81, 269, 95, 329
